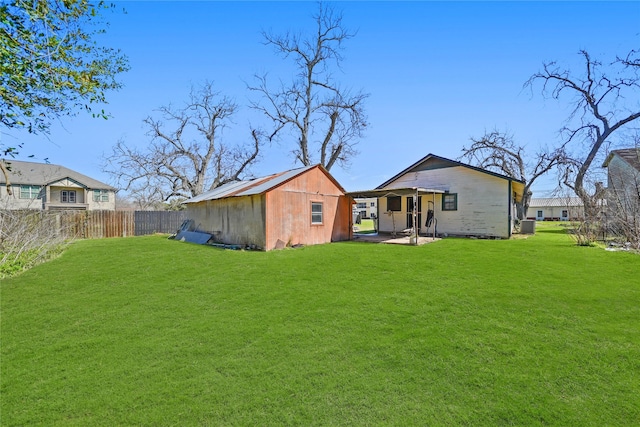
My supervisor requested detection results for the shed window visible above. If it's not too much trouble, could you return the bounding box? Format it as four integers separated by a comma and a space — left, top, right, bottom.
442, 193, 457, 211
311, 202, 323, 224
386, 196, 401, 212
20, 185, 41, 199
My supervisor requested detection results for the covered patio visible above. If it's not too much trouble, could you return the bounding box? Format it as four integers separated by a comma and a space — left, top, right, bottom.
347, 187, 444, 246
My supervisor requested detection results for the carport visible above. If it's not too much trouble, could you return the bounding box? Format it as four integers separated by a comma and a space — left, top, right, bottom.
347, 187, 445, 245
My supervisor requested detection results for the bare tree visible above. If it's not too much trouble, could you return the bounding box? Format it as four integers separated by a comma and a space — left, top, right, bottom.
103, 82, 262, 204
249, 3, 368, 171
460, 129, 571, 219
525, 48, 640, 217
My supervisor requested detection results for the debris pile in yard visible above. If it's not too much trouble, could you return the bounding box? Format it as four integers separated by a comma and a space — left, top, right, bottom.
169, 220, 259, 250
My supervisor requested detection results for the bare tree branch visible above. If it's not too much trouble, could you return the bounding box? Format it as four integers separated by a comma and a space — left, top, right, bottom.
525, 48, 640, 217
248, 2, 368, 171
103, 82, 262, 206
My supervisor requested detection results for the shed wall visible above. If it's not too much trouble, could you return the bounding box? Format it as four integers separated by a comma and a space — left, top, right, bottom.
186, 194, 267, 248
265, 167, 351, 250
378, 166, 511, 238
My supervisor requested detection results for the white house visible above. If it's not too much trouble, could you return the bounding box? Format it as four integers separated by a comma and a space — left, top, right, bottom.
353, 197, 377, 219
348, 154, 525, 239
0, 160, 116, 211
527, 197, 583, 221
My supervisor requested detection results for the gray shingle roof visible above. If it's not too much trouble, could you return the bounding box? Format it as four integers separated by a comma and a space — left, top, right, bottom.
0, 160, 115, 190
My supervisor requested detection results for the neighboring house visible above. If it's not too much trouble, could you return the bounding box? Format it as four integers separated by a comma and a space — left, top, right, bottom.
527, 197, 583, 221
353, 197, 377, 219
0, 160, 116, 211
602, 148, 640, 224
183, 164, 352, 251
348, 154, 525, 239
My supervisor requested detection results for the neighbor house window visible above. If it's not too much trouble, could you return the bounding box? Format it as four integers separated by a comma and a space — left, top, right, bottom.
61, 190, 76, 203
442, 193, 457, 211
370, 202, 375, 207
386, 196, 401, 212
93, 189, 109, 202
20, 185, 41, 199
356, 202, 367, 209
311, 202, 323, 224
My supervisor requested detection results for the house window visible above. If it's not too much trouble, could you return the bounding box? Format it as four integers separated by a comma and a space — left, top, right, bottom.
442, 193, 457, 211
370, 202, 375, 207
93, 189, 109, 202
537, 210, 543, 219
311, 202, 323, 224
562, 210, 568, 219
61, 190, 76, 203
19, 185, 41, 199
386, 196, 401, 212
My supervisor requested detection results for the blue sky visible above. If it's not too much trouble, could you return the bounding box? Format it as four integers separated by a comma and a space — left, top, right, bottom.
4, 1, 639, 196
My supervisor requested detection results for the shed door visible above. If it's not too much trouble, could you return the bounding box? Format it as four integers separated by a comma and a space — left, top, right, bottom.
406, 196, 422, 229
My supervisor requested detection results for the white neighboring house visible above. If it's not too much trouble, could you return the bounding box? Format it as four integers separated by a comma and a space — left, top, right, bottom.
527, 197, 584, 221
353, 197, 377, 219
0, 160, 116, 211
349, 154, 525, 239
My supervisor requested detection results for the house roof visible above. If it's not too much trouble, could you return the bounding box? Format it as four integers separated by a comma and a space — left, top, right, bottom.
603, 148, 640, 171
346, 187, 445, 198
529, 197, 583, 208
184, 164, 345, 204
0, 159, 115, 190
376, 153, 526, 189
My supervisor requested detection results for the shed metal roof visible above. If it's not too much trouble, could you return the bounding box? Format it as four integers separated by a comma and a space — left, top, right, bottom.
183, 164, 327, 204
529, 197, 583, 207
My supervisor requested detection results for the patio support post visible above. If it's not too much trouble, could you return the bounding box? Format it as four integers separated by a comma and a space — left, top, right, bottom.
413, 187, 418, 245
432, 191, 436, 239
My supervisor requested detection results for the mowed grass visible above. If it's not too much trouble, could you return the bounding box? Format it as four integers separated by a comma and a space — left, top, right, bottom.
2, 225, 639, 426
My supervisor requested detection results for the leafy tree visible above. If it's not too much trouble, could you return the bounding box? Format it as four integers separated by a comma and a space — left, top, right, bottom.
460, 130, 570, 220
0, 0, 129, 134
249, 2, 368, 171
525, 48, 640, 217
103, 82, 262, 204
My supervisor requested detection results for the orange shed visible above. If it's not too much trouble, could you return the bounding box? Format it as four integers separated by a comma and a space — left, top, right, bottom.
183, 165, 352, 250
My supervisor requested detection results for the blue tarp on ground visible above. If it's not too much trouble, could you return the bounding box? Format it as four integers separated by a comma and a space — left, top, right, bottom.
175, 230, 212, 245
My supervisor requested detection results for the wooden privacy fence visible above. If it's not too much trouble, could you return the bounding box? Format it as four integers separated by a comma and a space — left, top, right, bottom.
49, 210, 188, 239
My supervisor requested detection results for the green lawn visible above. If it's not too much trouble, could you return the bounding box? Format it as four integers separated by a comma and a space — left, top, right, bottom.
2, 224, 639, 426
